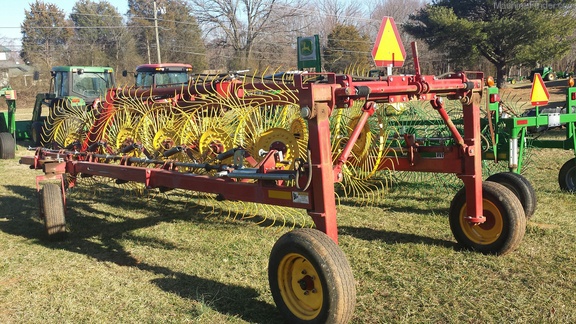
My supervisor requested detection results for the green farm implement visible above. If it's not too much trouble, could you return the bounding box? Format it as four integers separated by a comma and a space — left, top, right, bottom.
383, 73, 576, 195
0, 87, 18, 159
530, 66, 555, 82
483, 80, 576, 191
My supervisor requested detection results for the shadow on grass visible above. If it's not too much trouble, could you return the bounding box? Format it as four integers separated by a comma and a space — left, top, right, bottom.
338, 225, 457, 250
0, 184, 283, 323
149, 269, 283, 323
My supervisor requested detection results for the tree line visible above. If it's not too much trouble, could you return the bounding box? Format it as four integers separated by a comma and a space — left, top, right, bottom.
10, 0, 576, 88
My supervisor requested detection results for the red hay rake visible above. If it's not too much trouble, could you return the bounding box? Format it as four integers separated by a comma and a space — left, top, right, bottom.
20, 43, 527, 322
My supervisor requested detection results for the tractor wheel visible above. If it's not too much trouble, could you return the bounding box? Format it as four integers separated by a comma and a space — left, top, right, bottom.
449, 181, 526, 255
558, 158, 576, 192
486, 172, 537, 219
0, 132, 15, 159
40, 183, 67, 240
546, 73, 555, 81
31, 121, 44, 146
268, 228, 356, 323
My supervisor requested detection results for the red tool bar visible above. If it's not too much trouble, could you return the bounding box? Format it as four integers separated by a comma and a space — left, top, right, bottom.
334, 74, 481, 103
47, 158, 313, 210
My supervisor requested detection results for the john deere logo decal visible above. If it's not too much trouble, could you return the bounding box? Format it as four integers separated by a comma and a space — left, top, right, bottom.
300, 39, 313, 56
297, 35, 320, 70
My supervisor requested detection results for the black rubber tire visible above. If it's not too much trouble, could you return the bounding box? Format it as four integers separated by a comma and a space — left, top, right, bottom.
31, 121, 44, 146
558, 158, 576, 192
40, 183, 67, 240
546, 73, 555, 81
268, 228, 356, 323
0, 132, 15, 159
486, 172, 537, 219
449, 181, 526, 255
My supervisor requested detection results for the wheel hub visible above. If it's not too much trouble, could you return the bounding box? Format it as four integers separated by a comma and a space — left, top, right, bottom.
297, 274, 315, 291
278, 253, 323, 320
153, 128, 176, 153
254, 128, 298, 166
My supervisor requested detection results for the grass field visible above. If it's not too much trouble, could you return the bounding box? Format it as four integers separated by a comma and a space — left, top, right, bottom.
1, 138, 576, 323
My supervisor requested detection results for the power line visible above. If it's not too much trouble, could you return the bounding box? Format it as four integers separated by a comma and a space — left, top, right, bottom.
19, 26, 164, 29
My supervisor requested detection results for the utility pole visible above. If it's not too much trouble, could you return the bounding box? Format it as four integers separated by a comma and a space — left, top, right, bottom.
154, 0, 162, 63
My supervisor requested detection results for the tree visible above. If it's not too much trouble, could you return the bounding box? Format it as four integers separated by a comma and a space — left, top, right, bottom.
21, 1, 74, 70
127, 0, 206, 70
69, 0, 126, 66
127, 0, 162, 63
323, 24, 372, 73
154, 0, 207, 70
189, 0, 308, 71
404, 0, 576, 88
316, 0, 366, 31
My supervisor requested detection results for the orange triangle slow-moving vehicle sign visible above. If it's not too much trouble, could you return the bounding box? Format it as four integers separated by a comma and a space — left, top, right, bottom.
371, 17, 406, 68
530, 73, 550, 106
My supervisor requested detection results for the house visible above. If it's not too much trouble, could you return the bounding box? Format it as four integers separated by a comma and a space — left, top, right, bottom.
0, 44, 33, 87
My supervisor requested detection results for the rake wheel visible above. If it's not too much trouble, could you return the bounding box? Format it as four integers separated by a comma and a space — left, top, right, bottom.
449, 181, 526, 255
268, 229, 356, 323
197, 128, 234, 161
253, 128, 300, 166
134, 105, 188, 159
347, 115, 372, 165
289, 117, 309, 159
97, 106, 143, 156
330, 103, 391, 204
42, 100, 94, 150
238, 104, 304, 169
40, 183, 67, 241
179, 104, 238, 167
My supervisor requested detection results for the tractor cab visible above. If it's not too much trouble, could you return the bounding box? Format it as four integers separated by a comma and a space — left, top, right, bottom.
30, 66, 115, 145
124, 63, 193, 88
50, 66, 115, 102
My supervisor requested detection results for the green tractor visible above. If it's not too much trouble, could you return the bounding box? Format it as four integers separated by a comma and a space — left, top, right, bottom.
30, 66, 115, 146
529, 66, 555, 82
0, 66, 115, 159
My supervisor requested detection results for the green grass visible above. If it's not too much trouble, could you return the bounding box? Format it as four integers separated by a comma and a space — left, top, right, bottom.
1, 142, 576, 323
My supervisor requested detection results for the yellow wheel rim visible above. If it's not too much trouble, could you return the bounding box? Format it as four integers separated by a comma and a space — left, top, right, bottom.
278, 253, 323, 320
253, 128, 299, 166
116, 127, 135, 150
289, 117, 308, 159
459, 199, 503, 244
198, 128, 234, 157
152, 127, 177, 153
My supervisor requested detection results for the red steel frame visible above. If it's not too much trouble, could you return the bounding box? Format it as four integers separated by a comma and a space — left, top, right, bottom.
21, 42, 486, 244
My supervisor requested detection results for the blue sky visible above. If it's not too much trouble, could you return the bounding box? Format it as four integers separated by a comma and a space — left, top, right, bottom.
0, 0, 129, 45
